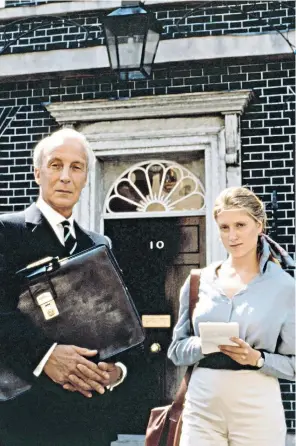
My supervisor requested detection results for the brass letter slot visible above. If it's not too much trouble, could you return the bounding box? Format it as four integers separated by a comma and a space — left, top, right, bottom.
142, 315, 171, 328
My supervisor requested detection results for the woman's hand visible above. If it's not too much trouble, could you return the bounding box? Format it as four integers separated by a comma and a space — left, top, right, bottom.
219, 337, 261, 366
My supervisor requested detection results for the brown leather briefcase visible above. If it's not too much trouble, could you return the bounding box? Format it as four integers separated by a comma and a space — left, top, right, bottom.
17, 242, 145, 358
0, 242, 145, 401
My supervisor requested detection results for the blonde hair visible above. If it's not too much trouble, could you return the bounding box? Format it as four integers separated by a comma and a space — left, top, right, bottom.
213, 187, 267, 231
33, 128, 95, 171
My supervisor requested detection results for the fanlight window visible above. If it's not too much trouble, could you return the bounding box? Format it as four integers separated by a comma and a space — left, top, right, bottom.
104, 161, 205, 214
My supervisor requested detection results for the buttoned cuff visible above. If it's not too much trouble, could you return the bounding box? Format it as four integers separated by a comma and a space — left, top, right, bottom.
106, 362, 127, 391
33, 343, 58, 377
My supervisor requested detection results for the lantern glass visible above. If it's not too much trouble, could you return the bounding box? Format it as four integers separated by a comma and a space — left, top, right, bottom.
143, 29, 159, 76
118, 34, 144, 69
104, 27, 118, 70
103, 3, 163, 80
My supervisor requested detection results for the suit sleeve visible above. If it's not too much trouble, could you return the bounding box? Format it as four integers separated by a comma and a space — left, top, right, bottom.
0, 220, 53, 381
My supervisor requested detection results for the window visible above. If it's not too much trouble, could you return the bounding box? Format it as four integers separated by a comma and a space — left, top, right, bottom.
104, 160, 205, 215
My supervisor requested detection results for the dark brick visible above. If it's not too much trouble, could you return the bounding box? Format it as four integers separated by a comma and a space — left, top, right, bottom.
228, 66, 241, 74
14, 190, 25, 196
229, 82, 242, 90
251, 121, 263, 128
190, 69, 203, 76
156, 12, 168, 19
0, 206, 13, 212
167, 86, 191, 95
9, 197, 31, 204
0, 189, 13, 196
230, 22, 242, 29
268, 112, 283, 119
244, 161, 271, 170
264, 151, 291, 160
243, 128, 269, 137
148, 79, 171, 88
270, 128, 284, 135
203, 83, 228, 92
268, 79, 283, 87
264, 136, 290, 144
203, 64, 228, 75
172, 78, 185, 87
10, 165, 31, 173
264, 87, 289, 96
265, 168, 292, 176
185, 76, 209, 85
26, 188, 39, 195
210, 74, 225, 84
264, 71, 288, 79
192, 24, 206, 32
251, 169, 264, 177
271, 160, 285, 168
265, 119, 290, 127
223, 74, 246, 82
248, 73, 262, 81
242, 64, 266, 73
250, 153, 263, 160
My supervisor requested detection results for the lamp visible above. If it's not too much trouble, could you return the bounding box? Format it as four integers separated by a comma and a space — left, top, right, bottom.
102, 0, 163, 80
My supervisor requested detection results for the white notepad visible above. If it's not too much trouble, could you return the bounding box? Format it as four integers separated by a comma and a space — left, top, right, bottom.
198, 322, 239, 354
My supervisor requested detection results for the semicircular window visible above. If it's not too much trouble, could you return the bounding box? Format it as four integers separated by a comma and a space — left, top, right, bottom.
104, 160, 205, 214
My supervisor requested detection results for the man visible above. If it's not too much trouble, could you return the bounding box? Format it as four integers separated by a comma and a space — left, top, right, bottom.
0, 129, 129, 446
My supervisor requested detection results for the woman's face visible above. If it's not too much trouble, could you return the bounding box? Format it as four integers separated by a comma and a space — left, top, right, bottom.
216, 209, 263, 259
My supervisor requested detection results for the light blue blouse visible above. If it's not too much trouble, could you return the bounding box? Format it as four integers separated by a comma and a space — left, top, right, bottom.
167, 240, 295, 381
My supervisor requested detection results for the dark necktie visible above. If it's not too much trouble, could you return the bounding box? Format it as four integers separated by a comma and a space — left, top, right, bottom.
61, 220, 77, 256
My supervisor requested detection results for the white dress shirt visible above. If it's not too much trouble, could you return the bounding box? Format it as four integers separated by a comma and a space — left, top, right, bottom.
33, 198, 127, 389
36, 196, 76, 244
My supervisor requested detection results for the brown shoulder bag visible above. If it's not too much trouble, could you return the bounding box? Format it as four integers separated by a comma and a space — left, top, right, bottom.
145, 269, 201, 446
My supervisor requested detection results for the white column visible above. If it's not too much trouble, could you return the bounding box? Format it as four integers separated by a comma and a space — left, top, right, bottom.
223, 113, 242, 188
205, 136, 227, 263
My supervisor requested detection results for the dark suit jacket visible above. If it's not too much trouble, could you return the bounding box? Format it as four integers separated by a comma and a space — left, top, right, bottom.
0, 203, 131, 446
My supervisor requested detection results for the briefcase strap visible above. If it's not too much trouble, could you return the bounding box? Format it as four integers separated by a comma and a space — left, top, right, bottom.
170, 269, 201, 415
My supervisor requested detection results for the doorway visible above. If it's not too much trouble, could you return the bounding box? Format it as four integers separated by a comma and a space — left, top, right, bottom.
104, 216, 206, 433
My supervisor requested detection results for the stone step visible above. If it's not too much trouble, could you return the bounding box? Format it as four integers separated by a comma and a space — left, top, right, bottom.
111, 434, 145, 446
111, 433, 295, 445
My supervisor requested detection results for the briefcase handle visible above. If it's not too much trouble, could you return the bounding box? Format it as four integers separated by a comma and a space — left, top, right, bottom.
17, 256, 60, 277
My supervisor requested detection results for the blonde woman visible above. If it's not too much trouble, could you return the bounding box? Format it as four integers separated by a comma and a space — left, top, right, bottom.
168, 187, 295, 446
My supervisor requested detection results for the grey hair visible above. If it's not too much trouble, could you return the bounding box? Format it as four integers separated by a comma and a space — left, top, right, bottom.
33, 128, 96, 170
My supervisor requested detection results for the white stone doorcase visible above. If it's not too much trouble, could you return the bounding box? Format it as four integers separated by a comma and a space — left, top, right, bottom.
46, 90, 253, 264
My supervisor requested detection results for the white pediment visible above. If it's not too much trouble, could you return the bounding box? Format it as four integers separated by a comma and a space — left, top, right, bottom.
47, 90, 253, 124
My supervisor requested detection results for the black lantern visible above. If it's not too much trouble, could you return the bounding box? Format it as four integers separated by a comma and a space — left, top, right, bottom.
102, 1, 163, 80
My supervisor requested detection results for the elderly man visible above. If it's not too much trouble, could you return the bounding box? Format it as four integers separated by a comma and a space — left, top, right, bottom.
0, 129, 129, 446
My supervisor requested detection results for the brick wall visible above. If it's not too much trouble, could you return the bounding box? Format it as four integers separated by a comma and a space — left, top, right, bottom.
1, 58, 294, 258
5, 0, 51, 7
0, 0, 295, 433
1, 1, 295, 54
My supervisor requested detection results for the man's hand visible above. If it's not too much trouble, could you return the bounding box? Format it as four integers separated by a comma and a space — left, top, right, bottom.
63, 362, 122, 395
43, 344, 108, 398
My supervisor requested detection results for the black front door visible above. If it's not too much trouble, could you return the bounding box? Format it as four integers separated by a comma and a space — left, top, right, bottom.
105, 217, 205, 433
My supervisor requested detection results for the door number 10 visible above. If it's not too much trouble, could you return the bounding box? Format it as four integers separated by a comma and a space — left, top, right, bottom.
150, 241, 164, 250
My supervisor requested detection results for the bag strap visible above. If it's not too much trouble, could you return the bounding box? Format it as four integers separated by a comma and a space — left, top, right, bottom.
169, 269, 201, 420
189, 269, 200, 335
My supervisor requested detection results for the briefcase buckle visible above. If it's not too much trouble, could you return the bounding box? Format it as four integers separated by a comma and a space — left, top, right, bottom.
36, 292, 59, 320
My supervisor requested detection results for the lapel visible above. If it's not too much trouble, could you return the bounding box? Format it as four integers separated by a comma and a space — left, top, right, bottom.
24, 203, 67, 259
74, 221, 96, 252
24, 203, 98, 261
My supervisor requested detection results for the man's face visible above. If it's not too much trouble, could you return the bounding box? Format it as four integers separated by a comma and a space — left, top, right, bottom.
34, 137, 88, 218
